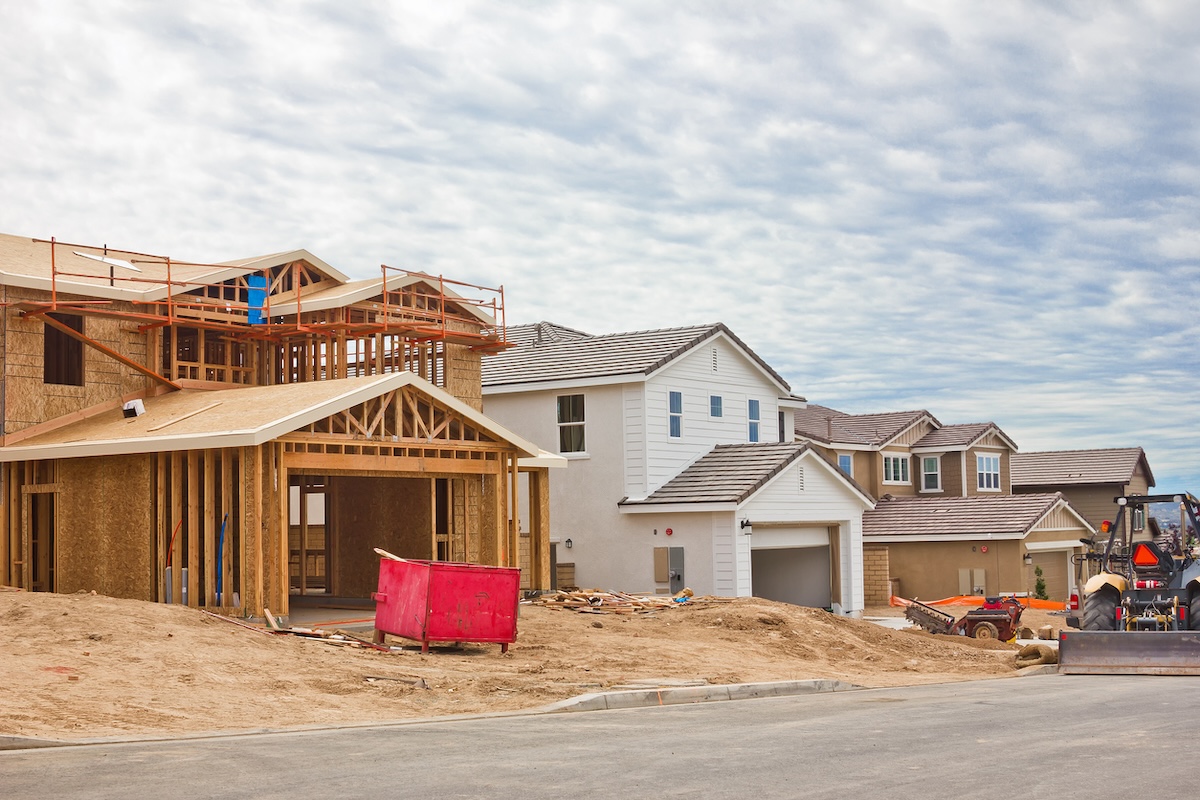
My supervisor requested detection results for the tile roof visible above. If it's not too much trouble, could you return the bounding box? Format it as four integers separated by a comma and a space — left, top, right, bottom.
863, 493, 1072, 539
620, 443, 811, 506
503, 321, 592, 348
1010, 447, 1154, 487
482, 322, 791, 391
793, 404, 936, 447
913, 422, 1013, 450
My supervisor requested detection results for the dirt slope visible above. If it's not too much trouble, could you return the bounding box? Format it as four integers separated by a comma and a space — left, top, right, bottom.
1, 591, 1039, 741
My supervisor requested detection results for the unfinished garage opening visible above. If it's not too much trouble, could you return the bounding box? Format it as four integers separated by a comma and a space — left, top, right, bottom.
751, 546, 832, 609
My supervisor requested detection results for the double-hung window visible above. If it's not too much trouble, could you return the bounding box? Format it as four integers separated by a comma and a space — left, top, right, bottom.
747, 399, 760, 442
977, 454, 1001, 491
669, 391, 683, 438
883, 454, 910, 484
557, 394, 586, 453
921, 456, 941, 491
710, 395, 722, 418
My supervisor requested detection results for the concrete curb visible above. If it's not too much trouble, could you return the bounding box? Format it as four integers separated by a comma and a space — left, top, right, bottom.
0, 680, 862, 751
542, 679, 861, 713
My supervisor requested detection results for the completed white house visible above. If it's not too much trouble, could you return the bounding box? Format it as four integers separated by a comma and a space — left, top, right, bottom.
482, 322, 874, 614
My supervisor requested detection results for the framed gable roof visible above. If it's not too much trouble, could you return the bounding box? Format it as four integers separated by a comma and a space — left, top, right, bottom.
0, 233, 350, 303
1010, 447, 1155, 488
482, 322, 794, 395
0, 372, 541, 462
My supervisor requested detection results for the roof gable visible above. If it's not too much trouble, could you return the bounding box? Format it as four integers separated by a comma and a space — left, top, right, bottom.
794, 406, 939, 448
913, 422, 1018, 452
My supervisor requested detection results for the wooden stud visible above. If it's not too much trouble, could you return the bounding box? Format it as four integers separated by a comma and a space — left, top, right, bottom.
203, 450, 216, 607
187, 449, 200, 606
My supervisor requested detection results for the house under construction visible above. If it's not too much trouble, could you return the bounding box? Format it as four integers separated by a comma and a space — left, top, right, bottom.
0, 233, 561, 621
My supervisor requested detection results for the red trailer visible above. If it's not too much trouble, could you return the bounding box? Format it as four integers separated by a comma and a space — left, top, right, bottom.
371, 556, 520, 653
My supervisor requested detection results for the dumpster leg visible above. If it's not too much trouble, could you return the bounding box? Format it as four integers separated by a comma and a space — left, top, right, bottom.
501, 643, 509, 654
373, 630, 384, 645
422, 641, 430, 654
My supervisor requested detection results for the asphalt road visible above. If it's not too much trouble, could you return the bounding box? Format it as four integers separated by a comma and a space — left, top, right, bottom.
3, 674, 1198, 799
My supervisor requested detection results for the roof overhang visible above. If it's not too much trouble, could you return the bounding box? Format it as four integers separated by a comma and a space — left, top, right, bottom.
0, 372, 541, 462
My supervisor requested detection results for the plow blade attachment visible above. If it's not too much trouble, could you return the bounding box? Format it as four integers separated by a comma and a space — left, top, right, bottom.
1058, 631, 1200, 675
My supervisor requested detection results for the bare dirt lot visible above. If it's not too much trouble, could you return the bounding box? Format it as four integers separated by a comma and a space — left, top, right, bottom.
0, 590, 1065, 742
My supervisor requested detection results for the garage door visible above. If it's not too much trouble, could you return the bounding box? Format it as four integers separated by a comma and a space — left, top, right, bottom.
1030, 551, 1070, 601
751, 546, 832, 609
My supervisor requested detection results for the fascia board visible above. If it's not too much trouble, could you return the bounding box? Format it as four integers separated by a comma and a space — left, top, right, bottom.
483, 374, 642, 395
519, 451, 569, 469
778, 396, 808, 409
864, 532, 1027, 543
0, 270, 160, 302
1025, 539, 1088, 551
618, 501, 738, 514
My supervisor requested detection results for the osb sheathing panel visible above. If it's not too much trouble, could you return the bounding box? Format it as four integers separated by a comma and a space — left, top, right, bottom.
3, 288, 154, 435
329, 476, 432, 597
56, 454, 154, 598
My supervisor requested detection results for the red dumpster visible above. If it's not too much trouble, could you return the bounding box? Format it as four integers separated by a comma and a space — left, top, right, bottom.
371, 558, 520, 653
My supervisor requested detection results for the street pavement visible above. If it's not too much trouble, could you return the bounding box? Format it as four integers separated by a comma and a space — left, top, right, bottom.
2, 673, 1198, 799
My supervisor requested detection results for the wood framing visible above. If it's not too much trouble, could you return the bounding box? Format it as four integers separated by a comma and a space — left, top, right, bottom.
0, 233, 557, 618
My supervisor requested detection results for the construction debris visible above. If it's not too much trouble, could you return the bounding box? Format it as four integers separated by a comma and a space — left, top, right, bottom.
528, 588, 732, 614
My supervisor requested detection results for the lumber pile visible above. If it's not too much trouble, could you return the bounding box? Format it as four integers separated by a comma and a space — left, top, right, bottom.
528, 588, 732, 614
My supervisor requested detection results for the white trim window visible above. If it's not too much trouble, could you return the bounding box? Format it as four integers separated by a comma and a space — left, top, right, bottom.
748, 399, 760, 442
977, 453, 1001, 491
837, 453, 853, 477
710, 395, 723, 418
556, 394, 586, 453
669, 391, 683, 438
921, 456, 942, 491
883, 454, 910, 484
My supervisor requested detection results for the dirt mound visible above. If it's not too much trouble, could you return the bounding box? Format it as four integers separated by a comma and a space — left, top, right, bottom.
1, 591, 1024, 741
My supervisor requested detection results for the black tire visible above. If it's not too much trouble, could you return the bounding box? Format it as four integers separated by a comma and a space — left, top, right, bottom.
973, 621, 999, 639
1190, 589, 1200, 631
1082, 589, 1118, 631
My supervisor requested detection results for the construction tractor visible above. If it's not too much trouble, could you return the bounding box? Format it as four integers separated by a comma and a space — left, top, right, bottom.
1059, 493, 1200, 674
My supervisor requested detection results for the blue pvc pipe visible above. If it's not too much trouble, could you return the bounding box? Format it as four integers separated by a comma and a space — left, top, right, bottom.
216, 513, 228, 605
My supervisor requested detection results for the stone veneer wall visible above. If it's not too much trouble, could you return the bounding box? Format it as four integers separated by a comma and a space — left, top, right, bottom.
863, 543, 892, 605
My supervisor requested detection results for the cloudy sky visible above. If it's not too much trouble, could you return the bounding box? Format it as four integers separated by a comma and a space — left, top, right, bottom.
3, 1, 1198, 489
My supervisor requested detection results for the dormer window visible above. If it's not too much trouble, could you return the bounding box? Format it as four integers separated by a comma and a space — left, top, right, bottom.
977, 454, 1001, 491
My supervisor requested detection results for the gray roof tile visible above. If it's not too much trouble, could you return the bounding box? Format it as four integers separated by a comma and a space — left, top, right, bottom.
794, 405, 936, 447
1010, 447, 1153, 487
483, 322, 790, 391
863, 493, 1069, 539
620, 443, 812, 506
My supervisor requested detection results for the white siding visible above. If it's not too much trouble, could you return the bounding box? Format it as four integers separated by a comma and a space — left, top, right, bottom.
623, 383, 647, 498
644, 335, 787, 491
711, 511, 738, 595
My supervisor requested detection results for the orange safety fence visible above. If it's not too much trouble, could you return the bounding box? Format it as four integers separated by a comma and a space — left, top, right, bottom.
889, 594, 1065, 611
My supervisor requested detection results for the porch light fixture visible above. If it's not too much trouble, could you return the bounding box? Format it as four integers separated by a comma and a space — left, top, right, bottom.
739, 518, 752, 533
1023, 553, 1033, 566
565, 538, 573, 549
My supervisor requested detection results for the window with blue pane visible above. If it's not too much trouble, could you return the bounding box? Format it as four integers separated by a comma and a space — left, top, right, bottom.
748, 399, 760, 442
669, 391, 682, 438
710, 395, 722, 417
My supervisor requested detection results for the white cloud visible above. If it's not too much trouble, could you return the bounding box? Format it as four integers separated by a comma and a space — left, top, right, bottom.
0, 0, 1197, 488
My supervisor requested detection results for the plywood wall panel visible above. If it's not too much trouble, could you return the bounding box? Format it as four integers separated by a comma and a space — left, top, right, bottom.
56, 454, 154, 598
